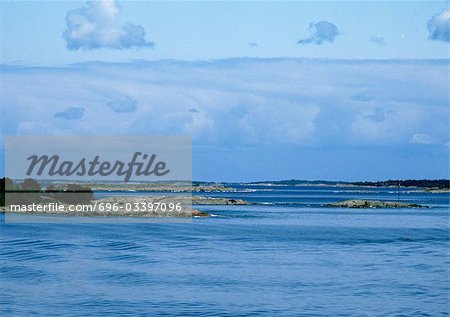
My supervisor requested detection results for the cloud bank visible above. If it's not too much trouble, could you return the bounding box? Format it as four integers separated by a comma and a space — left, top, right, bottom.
63, 0, 154, 50
427, 9, 450, 42
1, 59, 447, 148
1, 59, 448, 180
297, 21, 339, 45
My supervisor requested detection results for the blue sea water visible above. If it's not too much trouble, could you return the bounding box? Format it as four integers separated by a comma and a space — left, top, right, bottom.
1, 185, 449, 316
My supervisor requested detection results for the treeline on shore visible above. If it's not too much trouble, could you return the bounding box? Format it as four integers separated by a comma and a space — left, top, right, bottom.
0, 178, 94, 206
351, 179, 449, 188
250, 179, 450, 188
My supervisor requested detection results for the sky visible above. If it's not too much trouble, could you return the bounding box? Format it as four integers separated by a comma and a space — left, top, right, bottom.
0, 1, 449, 181
0, 0, 449, 64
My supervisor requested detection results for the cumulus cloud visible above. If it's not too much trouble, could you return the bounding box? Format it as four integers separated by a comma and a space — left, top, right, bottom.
63, 0, 154, 50
54, 107, 85, 120
239, 103, 319, 144
427, 9, 450, 42
107, 96, 138, 113
371, 36, 387, 46
297, 21, 339, 45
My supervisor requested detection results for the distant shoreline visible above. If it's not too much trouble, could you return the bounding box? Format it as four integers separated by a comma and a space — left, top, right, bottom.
245, 179, 450, 189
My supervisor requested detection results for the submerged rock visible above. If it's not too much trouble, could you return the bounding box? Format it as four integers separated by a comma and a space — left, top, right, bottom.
192, 209, 209, 217
325, 199, 428, 209
192, 196, 249, 205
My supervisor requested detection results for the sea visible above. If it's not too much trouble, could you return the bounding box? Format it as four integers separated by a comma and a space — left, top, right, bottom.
1, 185, 449, 316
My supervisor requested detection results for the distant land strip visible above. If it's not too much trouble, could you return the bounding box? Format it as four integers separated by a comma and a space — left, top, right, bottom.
247, 179, 450, 189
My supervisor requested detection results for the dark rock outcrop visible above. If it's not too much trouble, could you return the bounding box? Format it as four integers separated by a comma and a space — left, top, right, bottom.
325, 199, 427, 209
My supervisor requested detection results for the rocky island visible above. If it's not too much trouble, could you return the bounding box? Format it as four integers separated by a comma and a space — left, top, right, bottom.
325, 199, 428, 209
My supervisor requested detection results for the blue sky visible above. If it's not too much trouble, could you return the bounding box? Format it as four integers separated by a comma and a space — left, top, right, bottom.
0, 1, 449, 181
0, 1, 449, 64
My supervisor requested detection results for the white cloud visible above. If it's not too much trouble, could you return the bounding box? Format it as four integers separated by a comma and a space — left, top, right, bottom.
428, 9, 450, 42
54, 107, 85, 120
411, 133, 437, 144
350, 103, 432, 144
184, 110, 215, 137
297, 21, 339, 45
0, 59, 448, 148
107, 96, 138, 112
238, 102, 319, 145
63, 0, 154, 50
